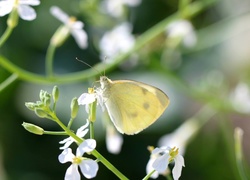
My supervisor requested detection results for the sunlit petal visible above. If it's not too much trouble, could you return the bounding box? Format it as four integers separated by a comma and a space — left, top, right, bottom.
58, 148, 75, 163
71, 29, 88, 49
50, 6, 69, 24
79, 159, 98, 179
77, 139, 96, 156
65, 164, 80, 180
152, 153, 169, 173
0, 1, 13, 16
18, 5, 36, 20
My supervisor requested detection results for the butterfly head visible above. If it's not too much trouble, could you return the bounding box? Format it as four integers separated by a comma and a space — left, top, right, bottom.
100, 76, 112, 89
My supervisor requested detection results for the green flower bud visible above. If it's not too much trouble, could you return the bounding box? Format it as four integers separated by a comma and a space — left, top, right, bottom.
71, 97, 79, 119
39, 90, 45, 101
44, 97, 51, 107
35, 108, 48, 118
51, 25, 70, 47
7, 7, 19, 28
52, 86, 59, 103
25, 102, 36, 111
22, 122, 44, 135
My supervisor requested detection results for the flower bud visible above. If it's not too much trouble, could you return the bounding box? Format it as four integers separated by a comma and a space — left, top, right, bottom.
52, 86, 59, 103
51, 26, 70, 47
7, 7, 18, 28
35, 108, 48, 118
71, 97, 79, 119
25, 102, 36, 111
22, 122, 44, 135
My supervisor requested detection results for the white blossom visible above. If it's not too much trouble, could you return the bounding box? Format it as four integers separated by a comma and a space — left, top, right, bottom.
0, 0, 40, 20
50, 6, 88, 49
166, 19, 197, 48
102, 0, 141, 17
230, 82, 250, 114
99, 22, 135, 63
106, 124, 123, 154
146, 146, 185, 180
59, 139, 98, 179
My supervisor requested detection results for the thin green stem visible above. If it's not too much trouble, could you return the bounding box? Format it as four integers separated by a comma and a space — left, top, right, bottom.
91, 149, 129, 180
142, 170, 156, 180
89, 121, 94, 139
0, 26, 14, 48
45, 43, 57, 77
43, 131, 68, 135
67, 117, 74, 128
0, 73, 18, 92
234, 128, 248, 180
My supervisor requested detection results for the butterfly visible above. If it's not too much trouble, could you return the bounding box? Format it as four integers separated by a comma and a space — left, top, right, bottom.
98, 76, 170, 135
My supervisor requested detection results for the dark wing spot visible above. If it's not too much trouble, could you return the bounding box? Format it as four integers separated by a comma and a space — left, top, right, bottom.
143, 102, 150, 110
142, 88, 148, 95
130, 112, 138, 118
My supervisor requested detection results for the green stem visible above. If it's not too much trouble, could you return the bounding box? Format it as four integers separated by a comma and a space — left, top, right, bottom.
0, 26, 14, 48
0, 73, 18, 92
43, 131, 68, 135
67, 117, 74, 128
0, 0, 216, 85
142, 170, 156, 180
234, 128, 248, 180
45, 43, 56, 77
91, 149, 129, 180
89, 121, 94, 139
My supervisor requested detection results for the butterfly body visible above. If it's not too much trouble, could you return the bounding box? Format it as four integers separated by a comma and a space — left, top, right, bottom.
99, 76, 170, 135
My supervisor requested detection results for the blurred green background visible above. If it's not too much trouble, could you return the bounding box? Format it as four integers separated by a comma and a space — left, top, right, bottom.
0, 0, 250, 179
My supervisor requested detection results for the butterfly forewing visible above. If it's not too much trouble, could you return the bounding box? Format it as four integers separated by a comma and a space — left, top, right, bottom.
103, 79, 170, 135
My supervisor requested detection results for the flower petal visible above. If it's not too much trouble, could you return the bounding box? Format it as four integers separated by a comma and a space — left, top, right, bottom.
65, 164, 80, 180
19, 0, 40, 6
79, 159, 98, 179
59, 138, 74, 150
77, 139, 96, 156
78, 93, 96, 105
146, 158, 159, 179
106, 125, 123, 154
18, 4, 36, 20
172, 155, 185, 180
58, 148, 75, 163
152, 146, 168, 155
50, 6, 69, 24
0, 1, 13, 16
152, 153, 169, 173
71, 29, 88, 49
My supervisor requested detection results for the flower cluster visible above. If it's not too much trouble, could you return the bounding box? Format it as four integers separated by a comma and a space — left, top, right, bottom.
147, 146, 185, 180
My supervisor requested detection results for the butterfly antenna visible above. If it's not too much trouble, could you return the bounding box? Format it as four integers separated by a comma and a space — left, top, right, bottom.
76, 57, 100, 75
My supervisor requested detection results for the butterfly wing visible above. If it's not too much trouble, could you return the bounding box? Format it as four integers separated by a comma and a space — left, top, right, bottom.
104, 80, 170, 135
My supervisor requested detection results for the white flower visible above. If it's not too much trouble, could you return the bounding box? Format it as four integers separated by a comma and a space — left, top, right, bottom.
99, 22, 135, 63
147, 146, 185, 180
102, 0, 141, 17
106, 124, 123, 154
230, 82, 250, 114
78, 89, 105, 112
0, 0, 40, 20
59, 120, 89, 150
59, 139, 98, 179
50, 6, 88, 49
166, 19, 197, 48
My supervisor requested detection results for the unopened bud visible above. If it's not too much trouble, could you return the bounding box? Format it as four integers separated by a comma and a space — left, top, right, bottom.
52, 86, 59, 103
71, 98, 79, 119
22, 122, 44, 135
35, 108, 48, 118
